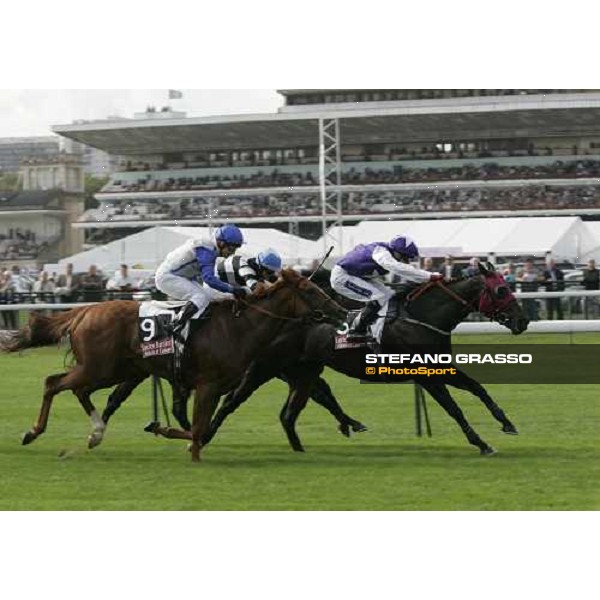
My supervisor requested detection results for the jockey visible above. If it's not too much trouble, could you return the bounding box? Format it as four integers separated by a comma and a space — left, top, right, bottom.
215, 248, 283, 291
155, 224, 246, 332
331, 235, 443, 338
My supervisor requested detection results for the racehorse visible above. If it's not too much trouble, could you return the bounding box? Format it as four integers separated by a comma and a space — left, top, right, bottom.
201, 264, 530, 455
97, 267, 367, 441
0, 269, 347, 462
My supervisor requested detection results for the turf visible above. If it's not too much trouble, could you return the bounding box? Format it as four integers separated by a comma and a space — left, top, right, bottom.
1, 339, 600, 510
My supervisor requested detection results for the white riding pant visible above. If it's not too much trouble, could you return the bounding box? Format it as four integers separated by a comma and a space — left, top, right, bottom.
155, 271, 231, 314
330, 265, 394, 305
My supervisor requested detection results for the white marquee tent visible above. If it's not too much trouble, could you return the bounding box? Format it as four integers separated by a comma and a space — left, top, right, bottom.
48, 217, 600, 276
321, 216, 599, 262
54, 226, 322, 274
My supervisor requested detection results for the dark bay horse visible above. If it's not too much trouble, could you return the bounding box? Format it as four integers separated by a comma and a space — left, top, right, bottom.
1, 269, 347, 462
203, 264, 530, 455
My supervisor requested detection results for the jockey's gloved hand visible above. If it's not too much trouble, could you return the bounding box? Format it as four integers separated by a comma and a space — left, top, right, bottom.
429, 273, 444, 282
232, 286, 248, 300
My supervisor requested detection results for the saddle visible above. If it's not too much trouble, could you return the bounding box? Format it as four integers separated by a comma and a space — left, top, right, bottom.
335, 296, 406, 350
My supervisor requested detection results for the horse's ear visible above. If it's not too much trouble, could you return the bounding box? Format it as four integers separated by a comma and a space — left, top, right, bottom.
478, 262, 488, 276
486, 262, 496, 273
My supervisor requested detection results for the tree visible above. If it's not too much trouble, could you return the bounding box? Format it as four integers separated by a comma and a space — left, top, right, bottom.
84, 175, 109, 210
0, 171, 19, 191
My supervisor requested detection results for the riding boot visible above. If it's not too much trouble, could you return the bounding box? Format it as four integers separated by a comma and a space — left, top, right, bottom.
347, 301, 381, 339
172, 301, 198, 337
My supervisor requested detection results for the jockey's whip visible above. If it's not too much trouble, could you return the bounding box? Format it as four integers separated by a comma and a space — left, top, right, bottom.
308, 246, 334, 280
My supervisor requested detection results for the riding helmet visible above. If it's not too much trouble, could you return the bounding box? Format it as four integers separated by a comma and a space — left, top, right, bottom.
389, 235, 419, 259
257, 249, 283, 273
215, 224, 244, 246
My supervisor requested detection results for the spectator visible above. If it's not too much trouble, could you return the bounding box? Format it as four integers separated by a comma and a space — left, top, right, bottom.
10, 265, 32, 293
463, 257, 480, 278
106, 264, 137, 291
583, 258, 600, 317
542, 258, 565, 320
583, 259, 600, 290
0, 272, 18, 329
503, 262, 517, 291
80, 265, 104, 302
422, 257, 435, 272
33, 271, 56, 295
442, 256, 462, 281
55, 263, 81, 303
518, 259, 541, 321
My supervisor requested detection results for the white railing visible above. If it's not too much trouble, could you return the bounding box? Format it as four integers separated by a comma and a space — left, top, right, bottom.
0, 302, 94, 312
456, 320, 600, 335
515, 290, 600, 299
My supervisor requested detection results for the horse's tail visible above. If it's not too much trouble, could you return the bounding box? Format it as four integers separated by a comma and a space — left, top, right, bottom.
0, 306, 90, 353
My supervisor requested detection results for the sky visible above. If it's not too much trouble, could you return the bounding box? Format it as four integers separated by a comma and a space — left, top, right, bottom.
0, 90, 282, 138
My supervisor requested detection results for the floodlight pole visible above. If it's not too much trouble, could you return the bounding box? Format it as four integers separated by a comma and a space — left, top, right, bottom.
319, 118, 343, 256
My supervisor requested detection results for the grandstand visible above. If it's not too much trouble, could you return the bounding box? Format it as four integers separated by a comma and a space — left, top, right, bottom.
52, 89, 600, 256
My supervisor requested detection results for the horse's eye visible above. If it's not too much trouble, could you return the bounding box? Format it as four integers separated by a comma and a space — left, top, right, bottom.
495, 286, 509, 299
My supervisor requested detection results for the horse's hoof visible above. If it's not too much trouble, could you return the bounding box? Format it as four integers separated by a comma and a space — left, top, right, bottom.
480, 446, 497, 456
87, 433, 103, 449
21, 430, 37, 445
502, 424, 519, 435
292, 445, 306, 453
339, 424, 351, 438
143, 421, 160, 434
352, 422, 368, 433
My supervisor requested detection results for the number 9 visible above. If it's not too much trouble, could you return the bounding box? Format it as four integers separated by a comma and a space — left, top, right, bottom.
141, 318, 156, 341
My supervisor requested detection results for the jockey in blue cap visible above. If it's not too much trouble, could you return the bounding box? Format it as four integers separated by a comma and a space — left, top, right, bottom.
331, 234, 443, 337
155, 224, 246, 332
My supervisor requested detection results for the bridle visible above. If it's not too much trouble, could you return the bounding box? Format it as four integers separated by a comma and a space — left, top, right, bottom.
407, 278, 514, 325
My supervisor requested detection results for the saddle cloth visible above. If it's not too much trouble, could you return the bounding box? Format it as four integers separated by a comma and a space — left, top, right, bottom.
334, 297, 400, 349
138, 301, 210, 358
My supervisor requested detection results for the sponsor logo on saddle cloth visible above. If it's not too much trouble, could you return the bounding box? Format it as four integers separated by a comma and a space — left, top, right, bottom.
138, 302, 187, 358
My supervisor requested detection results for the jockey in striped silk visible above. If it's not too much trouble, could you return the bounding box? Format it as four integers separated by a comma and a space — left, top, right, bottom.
216, 248, 283, 292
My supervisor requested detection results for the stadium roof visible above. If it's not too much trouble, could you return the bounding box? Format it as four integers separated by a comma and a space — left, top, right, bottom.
53, 92, 600, 156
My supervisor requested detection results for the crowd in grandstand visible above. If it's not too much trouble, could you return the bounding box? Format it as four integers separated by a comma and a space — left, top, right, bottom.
0, 228, 47, 260
101, 159, 600, 194
116, 143, 597, 174
81, 183, 600, 224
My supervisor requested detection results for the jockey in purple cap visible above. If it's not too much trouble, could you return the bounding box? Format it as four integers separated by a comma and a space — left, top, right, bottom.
331, 235, 443, 338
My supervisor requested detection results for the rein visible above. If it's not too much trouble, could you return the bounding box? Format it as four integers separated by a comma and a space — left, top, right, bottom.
235, 285, 341, 325
407, 280, 475, 309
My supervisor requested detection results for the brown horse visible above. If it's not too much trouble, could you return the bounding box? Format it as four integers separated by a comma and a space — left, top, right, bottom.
1, 269, 347, 462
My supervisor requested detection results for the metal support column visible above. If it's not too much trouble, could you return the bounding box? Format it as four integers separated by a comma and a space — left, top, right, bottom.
319, 118, 343, 255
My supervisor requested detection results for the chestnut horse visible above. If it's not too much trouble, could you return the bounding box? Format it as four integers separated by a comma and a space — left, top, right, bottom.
1, 269, 347, 462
